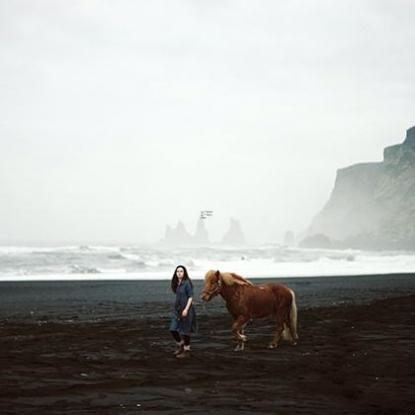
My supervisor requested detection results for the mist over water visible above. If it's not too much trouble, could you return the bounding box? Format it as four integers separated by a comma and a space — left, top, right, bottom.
1, 245, 414, 281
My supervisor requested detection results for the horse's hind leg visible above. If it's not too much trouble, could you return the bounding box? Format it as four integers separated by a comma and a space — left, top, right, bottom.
281, 323, 297, 345
269, 318, 284, 349
288, 323, 298, 345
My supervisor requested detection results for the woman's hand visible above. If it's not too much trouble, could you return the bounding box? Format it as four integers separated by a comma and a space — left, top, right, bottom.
181, 297, 192, 317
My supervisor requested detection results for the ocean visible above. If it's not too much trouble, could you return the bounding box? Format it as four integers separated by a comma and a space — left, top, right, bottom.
1, 245, 414, 320
0, 244, 415, 281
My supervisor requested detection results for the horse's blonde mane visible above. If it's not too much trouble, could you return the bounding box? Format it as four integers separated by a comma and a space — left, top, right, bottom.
221, 272, 254, 287
204, 270, 254, 287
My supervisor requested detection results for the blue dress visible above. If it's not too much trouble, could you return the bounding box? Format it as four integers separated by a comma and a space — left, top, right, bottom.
169, 279, 197, 335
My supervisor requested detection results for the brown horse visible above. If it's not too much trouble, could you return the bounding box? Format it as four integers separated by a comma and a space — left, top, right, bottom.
201, 270, 298, 351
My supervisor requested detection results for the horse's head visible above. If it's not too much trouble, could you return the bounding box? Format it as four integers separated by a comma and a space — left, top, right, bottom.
200, 270, 222, 302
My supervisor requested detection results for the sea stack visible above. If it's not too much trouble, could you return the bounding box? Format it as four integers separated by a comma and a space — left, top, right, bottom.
221, 218, 246, 245
161, 221, 193, 246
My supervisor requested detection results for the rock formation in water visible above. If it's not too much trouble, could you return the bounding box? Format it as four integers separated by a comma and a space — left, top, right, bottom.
303, 126, 415, 250
283, 230, 295, 246
162, 221, 193, 246
221, 218, 246, 245
161, 217, 247, 246
161, 219, 210, 246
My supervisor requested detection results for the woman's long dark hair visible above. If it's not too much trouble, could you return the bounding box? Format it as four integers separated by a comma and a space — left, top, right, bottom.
171, 265, 193, 293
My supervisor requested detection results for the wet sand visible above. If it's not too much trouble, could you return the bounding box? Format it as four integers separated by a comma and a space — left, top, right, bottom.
1, 287, 414, 414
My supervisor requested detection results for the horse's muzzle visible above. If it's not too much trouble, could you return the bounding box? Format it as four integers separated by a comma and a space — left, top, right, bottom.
200, 292, 211, 302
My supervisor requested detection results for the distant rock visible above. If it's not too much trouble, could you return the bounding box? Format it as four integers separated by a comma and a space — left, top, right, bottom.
221, 218, 246, 245
161, 221, 193, 246
160, 218, 210, 246
299, 233, 333, 249
304, 126, 415, 250
160, 217, 246, 246
283, 230, 295, 246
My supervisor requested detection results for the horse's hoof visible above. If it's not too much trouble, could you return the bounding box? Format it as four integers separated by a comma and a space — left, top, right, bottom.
234, 344, 245, 352
268, 344, 278, 349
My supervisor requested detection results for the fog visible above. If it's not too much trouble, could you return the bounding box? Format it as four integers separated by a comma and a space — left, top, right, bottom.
1, 0, 414, 245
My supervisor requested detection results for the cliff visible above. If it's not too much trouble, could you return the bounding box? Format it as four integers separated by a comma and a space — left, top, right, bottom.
304, 126, 415, 250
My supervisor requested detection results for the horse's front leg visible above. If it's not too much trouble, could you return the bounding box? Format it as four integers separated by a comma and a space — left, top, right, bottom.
235, 324, 248, 351
232, 316, 249, 351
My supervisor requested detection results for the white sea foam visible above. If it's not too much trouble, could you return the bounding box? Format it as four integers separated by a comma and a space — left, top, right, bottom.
0, 245, 414, 281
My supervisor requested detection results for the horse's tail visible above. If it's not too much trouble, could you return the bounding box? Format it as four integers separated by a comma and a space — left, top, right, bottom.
287, 288, 298, 341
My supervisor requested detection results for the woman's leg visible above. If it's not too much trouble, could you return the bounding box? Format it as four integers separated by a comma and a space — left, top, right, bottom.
182, 335, 191, 351
170, 331, 184, 355
170, 330, 181, 343
176, 334, 191, 358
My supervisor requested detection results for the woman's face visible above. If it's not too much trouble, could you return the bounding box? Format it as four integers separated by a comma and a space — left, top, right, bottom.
176, 267, 185, 280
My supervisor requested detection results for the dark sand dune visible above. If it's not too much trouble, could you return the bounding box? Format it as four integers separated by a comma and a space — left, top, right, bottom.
1, 292, 414, 414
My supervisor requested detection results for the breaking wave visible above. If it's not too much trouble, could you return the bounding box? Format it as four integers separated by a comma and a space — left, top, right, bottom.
0, 245, 414, 281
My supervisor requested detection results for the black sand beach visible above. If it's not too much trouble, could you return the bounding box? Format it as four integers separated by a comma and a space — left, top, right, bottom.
1, 274, 414, 414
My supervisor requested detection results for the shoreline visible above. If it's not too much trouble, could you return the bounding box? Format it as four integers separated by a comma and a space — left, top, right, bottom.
1, 271, 415, 282
1, 273, 415, 323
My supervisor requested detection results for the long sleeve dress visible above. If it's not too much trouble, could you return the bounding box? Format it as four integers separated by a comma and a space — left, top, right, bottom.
169, 279, 197, 335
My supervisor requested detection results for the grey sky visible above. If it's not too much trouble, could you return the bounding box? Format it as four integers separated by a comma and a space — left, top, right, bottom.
1, 0, 414, 245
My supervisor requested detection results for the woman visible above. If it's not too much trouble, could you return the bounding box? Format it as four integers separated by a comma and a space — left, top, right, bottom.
169, 265, 197, 359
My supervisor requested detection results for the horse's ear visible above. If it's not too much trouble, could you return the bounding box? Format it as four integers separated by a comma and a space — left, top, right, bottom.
215, 270, 220, 278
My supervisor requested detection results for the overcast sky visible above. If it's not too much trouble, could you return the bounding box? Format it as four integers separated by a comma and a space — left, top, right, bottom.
1, 0, 414, 245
